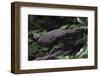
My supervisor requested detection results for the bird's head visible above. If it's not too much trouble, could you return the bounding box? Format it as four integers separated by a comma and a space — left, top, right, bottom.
33, 33, 40, 41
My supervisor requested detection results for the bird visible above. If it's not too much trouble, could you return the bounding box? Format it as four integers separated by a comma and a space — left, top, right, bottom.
33, 28, 86, 60
37, 29, 84, 47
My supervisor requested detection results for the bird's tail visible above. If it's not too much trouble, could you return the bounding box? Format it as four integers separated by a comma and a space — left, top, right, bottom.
74, 27, 87, 34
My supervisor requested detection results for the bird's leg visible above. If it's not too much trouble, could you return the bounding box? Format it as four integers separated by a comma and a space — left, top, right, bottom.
41, 46, 55, 59
47, 44, 62, 57
47, 47, 55, 57
47, 43, 64, 57
36, 45, 63, 60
